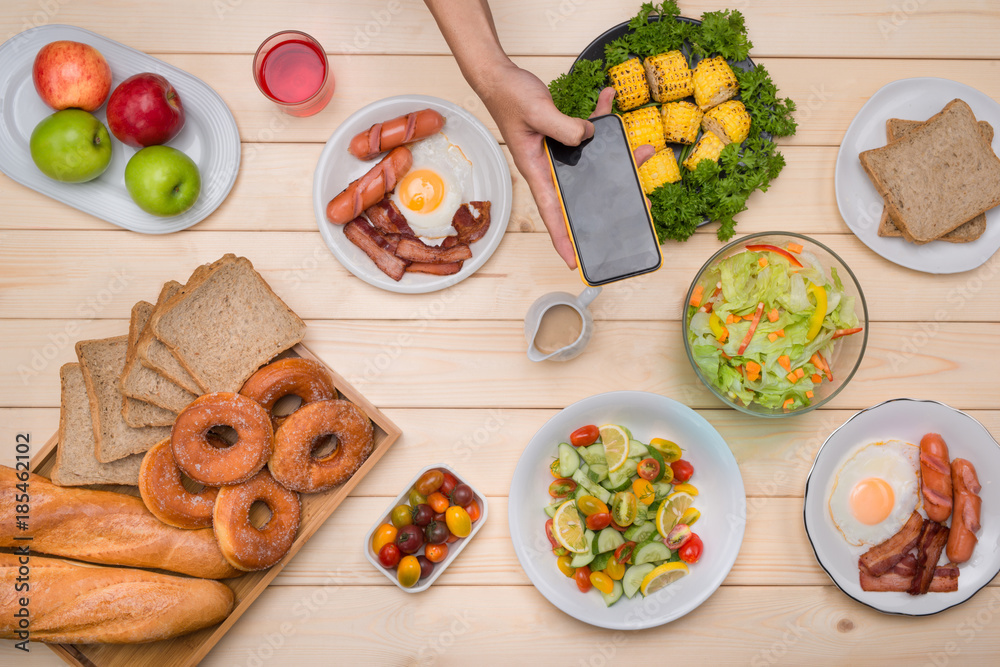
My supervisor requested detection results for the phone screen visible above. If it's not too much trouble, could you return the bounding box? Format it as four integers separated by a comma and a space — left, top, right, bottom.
545, 114, 662, 286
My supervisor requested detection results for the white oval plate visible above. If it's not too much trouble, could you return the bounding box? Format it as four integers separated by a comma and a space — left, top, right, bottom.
313, 94, 511, 294
508, 391, 746, 630
834, 77, 1000, 274
0, 24, 240, 233
804, 398, 1000, 615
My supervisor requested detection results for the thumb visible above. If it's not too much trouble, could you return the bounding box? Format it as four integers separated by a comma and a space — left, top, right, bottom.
532, 107, 594, 146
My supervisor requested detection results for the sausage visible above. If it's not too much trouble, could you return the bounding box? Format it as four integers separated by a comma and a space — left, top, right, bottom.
326, 147, 412, 225
946, 458, 981, 564
919, 433, 953, 522
348, 109, 445, 160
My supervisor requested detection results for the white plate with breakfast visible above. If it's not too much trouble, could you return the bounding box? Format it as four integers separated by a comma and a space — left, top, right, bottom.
313, 94, 512, 294
804, 398, 999, 615
508, 391, 746, 630
0, 24, 240, 233
835, 78, 1000, 274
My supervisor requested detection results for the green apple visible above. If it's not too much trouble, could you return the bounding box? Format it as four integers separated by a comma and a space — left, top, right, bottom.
124, 145, 201, 216
29, 109, 112, 183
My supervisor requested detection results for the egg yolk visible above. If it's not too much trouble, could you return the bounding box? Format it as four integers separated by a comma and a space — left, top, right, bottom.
398, 169, 446, 213
849, 477, 895, 525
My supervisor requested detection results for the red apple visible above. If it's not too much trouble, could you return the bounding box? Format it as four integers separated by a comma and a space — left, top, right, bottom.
106, 73, 185, 148
33, 40, 112, 111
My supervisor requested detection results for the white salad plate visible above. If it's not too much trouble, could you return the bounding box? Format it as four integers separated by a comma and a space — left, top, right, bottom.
313, 94, 512, 294
804, 398, 1000, 615
508, 391, 746, 630
0, 24, 240, 233
834, 77, 1000, 274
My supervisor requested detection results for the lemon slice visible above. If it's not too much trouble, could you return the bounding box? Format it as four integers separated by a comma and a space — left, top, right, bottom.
599, 424, 630, 472
656, 491, 694, 538
672, 483, 699, 496
552, 501, 588, 553
640, 561, 689, 596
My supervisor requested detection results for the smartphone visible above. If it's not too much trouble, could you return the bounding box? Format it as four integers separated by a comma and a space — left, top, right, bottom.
545, 114, 662, 286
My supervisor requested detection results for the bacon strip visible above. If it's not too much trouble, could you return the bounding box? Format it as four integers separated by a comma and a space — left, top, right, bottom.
406, 261, 463, 275
365, 198, 416, 237
343, 217, 409, 281
892, 553, 917, 577
908, 520, 950, 596
860, 565, 959, 593
453, 201, 492, 244
395, 238, 472, 264
858, 512, 925, 576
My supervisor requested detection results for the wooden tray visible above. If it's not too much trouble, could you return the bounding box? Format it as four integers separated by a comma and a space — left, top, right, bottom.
27, 343, 402, 667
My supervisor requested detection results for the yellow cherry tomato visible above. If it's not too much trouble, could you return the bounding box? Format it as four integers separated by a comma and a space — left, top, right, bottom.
397, 555, 421, 588
372, 523, 397, 554
556, 555, 576, 578
589, 571, 614, 595
445, 505, 472, 538
604, 555, 626, 581
576, 494, 610, 517
680, 507, 701, 526
550, 459, 562, 478
632, 478, 656, 505
650, 438, 682, 463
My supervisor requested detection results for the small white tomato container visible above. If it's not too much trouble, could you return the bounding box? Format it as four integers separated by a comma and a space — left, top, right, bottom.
363, 463, 489, 593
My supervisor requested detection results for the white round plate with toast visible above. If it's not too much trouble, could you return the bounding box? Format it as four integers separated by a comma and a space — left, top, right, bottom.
313, 94, 512, 294
804, 398, 1000, 615
835, 77, 1000, 274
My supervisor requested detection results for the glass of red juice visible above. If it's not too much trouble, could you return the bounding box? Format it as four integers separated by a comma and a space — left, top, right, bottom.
253, 30, 334, 117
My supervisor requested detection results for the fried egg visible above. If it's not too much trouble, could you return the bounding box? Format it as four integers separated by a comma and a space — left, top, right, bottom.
828, 440, 921, 547
391, 133, 472, 240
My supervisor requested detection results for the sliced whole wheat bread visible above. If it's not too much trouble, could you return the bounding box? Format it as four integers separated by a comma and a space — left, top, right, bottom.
52, 363, 144, 486
121, 300, 180, 427
120, 300, 196, 415
860, 99, 1000, 243
877, 117, 993, 243
150, 255, 306, 393
135, 281, 204, 395
76, 337, 171, 463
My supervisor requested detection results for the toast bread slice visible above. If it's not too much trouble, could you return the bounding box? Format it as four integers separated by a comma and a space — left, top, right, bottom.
120, 300, 196, 415
149, 255, 306, 393
860, 99, 1000, 243
52, 363, 143, 486
76, 337, 171, 463
135, 281, 203, 395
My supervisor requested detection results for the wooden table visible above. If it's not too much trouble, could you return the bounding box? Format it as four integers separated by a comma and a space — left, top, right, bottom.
2, 1, 999, 664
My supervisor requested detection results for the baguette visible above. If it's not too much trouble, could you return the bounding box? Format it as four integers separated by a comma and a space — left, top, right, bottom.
0, 467, 241, 579
0, 554, 233, 644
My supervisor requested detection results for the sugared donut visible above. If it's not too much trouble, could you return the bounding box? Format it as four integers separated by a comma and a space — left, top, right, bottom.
213, 469, 300, 571
171, 392, 274, 486
269, 399, 374, 493
138, 438, 218, 529
240, 358, 336, 420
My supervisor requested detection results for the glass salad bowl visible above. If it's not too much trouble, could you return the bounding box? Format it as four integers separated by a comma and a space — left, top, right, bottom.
682, 232, 868, 417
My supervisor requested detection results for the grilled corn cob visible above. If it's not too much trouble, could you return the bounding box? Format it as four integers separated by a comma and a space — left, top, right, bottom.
692, 56, 739, 111
638, 149, 681, 194
660, 101, 704, 144
621, 106, 666, 152
683, 131, 726, 171
702, 100, 751, 144
642, 51, 693, 103
607, 58, 650, 111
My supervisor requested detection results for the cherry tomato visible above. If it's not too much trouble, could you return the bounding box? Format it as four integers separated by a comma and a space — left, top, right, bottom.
570, 425, 600, 447
451, 483, 474, 506
408, 489, 427, 507
611, 491, 638, 527
604, 555, 625, 581
556, 554, 576, 578
632, 478, 655, 506
397, 555, 421, 588
412, 503, 434, 527
425, 521, 449, 545
372, 523, 397, 554
390, 504, 412, 528
396, 524, 424, 554
414, 469, 444, 496
378, 543, 401, 568
548, 478, 577, 499
671, 459, 694, 483
637, 458, 661, 482
586, 512, 611, 531
610, 519, 629, 532
433, 511, 446, 524
427, 492, 450, 514
650, 438, 682, 463
550, 459, 562, 478
665, 523, 692, 550
545, 519, 567, 556
576, 495, 609, 517
614, 541, 636, 565
590, 571, 614, 595
425, 543, 448, 563
417, 555, 434, 579
445, 505, 472, 538
446, 530, 459, 544
679, 533, 703, 564
574, 565, 593, 593
439, 471, 459, 496
465, 499, 481, 522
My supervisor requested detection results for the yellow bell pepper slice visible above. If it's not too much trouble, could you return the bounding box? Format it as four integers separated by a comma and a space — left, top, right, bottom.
806, 283, 827, 341
709, 313, 728, 342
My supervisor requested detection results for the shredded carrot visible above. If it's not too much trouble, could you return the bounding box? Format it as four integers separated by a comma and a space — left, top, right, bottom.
811, 374, 823, 384
783, 398, 794, 410
806, 390, 814, 399
745, 360, 761, 374
759, 257, 769, 268
776, 328, 785, 337
778, 355, 791, 371
795, 368, 805, 379
717, 328, 729, 343
767, 308, 779, 323
690, 284, 704, 308
725, 313, 737, 325
786, 371, 798, 383
768, 332, 778, 343
786, 242, 803, 254
812, 352, 833, 381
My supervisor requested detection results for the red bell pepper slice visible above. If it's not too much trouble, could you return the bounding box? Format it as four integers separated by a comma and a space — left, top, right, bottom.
737, 302, 765, 355
746, 244, 803, 268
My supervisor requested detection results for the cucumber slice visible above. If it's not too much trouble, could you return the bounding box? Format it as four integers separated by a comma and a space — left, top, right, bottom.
571, 469, 611, 504
624, 521, 656, 543
544, 502, 561, 518
596, 527, 625, 553
570, 529, 596, 567
629, 440, 649, 459
587, 463, 609, 483
622, 563, 655, 599
606, 467, 631, 491
621, 458, 638, 477
602, 579, 624, 607
654, 482, 673, 500
580, 444, 606, 467
558, 443, 581, 478
591, 551, 613, 572
635, 541, 671, 565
